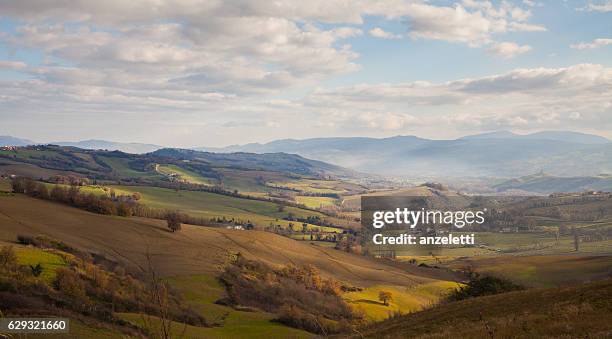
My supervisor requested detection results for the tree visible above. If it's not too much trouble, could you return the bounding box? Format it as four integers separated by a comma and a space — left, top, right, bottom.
30, 263, 44, 277
378, 291, 393, 306
166, 211, 182, 232
11, 177, 25, 193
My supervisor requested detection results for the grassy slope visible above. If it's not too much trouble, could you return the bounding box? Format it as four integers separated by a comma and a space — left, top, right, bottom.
0, 195, 462, 334
448, 255, 612, 288
117, 311, 312, 339
14, 246, 67, 283
0, 195, 448, 285
111, 185, 343, 232
156, 164, 214, 185
353, 279, 612, 339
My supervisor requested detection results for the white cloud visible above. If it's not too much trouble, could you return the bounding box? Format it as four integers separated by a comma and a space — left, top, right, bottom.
488, 42, 532, 58
581, 1, 612, 12
300, 64, 612, 135
570, 38, 612, 49
0, 60, 27, 70
369, 27, 402, 40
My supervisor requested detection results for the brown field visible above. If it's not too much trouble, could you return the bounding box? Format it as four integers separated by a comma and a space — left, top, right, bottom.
0, 194, 454, 287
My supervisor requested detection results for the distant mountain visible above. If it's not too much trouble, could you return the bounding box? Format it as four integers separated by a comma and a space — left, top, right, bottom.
0, 136, 34, 147
198, 131, 612, 178
461, 130, 610, 144
53, 139, 163, 154
494, 172, 612, 194
0, 136, 163, 153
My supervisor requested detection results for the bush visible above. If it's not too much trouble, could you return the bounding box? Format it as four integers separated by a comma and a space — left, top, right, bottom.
166, 211, 182, 232
220, 256, 361, 334
0, 246, 18, 271
448, 272, 524, 301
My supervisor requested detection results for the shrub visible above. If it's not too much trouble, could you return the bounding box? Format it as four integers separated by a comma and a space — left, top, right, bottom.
0, 246, 18, 271
54, 267, 87, 301
166, 211, 182, 232
220, 256, 361, 334
448, 273, 524, 301
29, 263, 44, 277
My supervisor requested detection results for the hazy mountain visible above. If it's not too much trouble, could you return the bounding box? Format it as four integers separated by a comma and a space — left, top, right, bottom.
0, 136, 35, 146
53, 139, 163, 154
198, 131, 612, 178
494, 172, 612, 194
1, 136, 163, 153
461, 130, 610, 144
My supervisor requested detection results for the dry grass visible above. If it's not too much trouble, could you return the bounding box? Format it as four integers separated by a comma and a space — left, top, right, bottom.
0, 194, 451, 287
352, 279, 612, 338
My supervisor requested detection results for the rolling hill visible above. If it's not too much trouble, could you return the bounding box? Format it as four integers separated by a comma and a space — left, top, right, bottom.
350, 279, 612, 338
201, 131, 612, 178
494, 172, 612, 194
0, 145, 357, 187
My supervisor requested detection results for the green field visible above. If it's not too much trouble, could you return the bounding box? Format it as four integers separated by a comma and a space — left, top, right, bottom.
111, 185, 344, 232
156, 164, 214, 185
15, 246, 67, 283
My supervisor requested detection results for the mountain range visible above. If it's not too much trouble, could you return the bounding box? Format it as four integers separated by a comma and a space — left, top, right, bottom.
2, 131, 611, 178
0, 136, 162, 154
200, 131, 611, 178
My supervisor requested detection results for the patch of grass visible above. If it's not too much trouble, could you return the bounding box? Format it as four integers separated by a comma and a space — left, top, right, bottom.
28, 320, 126, 338
157, 164, 214, 185
116, 312, 312, 338
449, 255, 612, 288
15, 246, 67, 283
295, 196, 338, 209
344, 282, 457, 321
165, 274, 229, 324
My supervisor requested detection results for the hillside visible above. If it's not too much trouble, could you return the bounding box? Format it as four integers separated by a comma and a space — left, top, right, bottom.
0, 145, 361, 195
350, 279, 612, 338
494, 172, 612, 194
202, 131, 612, 177
0, 195, 453, 284
0, 193, 462, 336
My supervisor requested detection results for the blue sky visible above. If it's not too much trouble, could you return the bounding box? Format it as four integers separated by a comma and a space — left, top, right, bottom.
0, 0, 611, 147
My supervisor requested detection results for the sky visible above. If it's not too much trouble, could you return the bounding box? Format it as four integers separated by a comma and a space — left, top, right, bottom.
0, 0, 611, 147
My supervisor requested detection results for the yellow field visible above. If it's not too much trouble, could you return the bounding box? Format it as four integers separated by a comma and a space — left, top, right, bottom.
295, 195, 338, 209
344, 281, 458, 321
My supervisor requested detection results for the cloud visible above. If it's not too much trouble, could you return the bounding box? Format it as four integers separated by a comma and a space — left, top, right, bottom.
369, 27, 401, 40
488, 42, 532, 58
0, 60, 27, 70
581, 1, 612, 12
300, 64, 612, 135
571, 38, 612, 49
